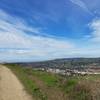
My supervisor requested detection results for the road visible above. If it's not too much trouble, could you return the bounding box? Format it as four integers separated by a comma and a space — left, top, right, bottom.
0, 65, 33, 100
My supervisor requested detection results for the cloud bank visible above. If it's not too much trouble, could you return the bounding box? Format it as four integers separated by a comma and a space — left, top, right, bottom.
0, 9, 75, 62
0, 9, 100, 62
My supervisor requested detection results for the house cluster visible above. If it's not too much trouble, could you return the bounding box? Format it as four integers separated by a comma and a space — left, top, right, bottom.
33, 67, 100, 76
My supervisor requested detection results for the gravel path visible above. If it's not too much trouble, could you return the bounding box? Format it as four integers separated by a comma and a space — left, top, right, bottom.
0, 65, 33, 100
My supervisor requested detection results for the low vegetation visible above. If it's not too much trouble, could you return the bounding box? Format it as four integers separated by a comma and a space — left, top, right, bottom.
5, 64, 100, 100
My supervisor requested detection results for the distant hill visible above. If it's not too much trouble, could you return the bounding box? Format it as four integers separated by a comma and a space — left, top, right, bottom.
9, 58, 100, 70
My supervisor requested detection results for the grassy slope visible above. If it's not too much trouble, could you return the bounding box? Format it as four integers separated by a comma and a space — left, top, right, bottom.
5, 64, 100, 100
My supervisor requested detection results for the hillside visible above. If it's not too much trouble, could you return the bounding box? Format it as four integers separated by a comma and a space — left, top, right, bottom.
10, 58, 100, 70
5, 64, 100, 100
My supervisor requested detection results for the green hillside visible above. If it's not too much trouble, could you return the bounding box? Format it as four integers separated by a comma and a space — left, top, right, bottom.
6, 64, 100, 100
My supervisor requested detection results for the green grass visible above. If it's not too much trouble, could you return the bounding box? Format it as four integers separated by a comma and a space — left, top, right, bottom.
30, 70, 59, 86
68, 81, 92, 100
63, 79, 77, 93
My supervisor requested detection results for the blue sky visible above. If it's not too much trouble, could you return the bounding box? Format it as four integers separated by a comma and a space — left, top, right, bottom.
0, 0, 100, 62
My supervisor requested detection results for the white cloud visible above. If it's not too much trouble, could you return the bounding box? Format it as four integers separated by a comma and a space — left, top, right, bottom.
1, 9, 100, 62
89, 19, 100, 42
69, 0, 91, 14
0, 9, 75, 62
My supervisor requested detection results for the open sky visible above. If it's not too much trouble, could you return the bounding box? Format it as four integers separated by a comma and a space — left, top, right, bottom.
0, 0, 100, 62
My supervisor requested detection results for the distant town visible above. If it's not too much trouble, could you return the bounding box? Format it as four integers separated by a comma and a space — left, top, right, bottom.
32, 66, 100, 76
11, 58, 100, 76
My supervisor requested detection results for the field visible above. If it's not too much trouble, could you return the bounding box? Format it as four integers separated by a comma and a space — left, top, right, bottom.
6, 64, 100, 100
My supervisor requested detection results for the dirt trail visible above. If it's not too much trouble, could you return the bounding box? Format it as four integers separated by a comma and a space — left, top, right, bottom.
0, 65, 33, 100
